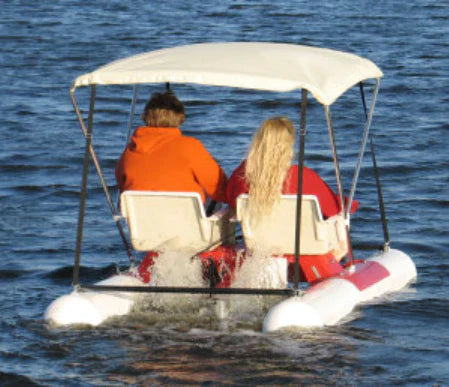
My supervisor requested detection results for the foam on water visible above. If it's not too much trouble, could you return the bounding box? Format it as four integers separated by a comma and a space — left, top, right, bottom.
132, 249, 288, 324
231, 251, 287, 289
140, 251, 207, 311
149, 251, 205, 287
226, 251, 288, 321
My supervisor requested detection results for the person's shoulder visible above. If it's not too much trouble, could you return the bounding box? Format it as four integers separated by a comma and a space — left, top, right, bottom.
234, 159, 247, 172
180, 135, 206, 150
291, 164, 317, 174
181, 134, 201, 143
289, 164, 322, 179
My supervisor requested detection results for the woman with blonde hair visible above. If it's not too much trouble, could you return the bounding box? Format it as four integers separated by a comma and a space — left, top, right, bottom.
226, 116, 358, 219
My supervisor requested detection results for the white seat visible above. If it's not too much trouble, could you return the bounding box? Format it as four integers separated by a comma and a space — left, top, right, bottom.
120, 191, 234, 252
236, 194, 347, 257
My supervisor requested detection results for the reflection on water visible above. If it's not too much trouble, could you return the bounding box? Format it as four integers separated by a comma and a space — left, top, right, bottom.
83, 319, 380, 385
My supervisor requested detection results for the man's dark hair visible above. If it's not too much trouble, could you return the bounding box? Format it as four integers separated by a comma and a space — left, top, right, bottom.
142, 91, 185, 127
144, 92, 184, 115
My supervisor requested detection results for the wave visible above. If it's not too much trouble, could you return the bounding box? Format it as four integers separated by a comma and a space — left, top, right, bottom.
45, 263, 126, 283
374, 297, 449, 321
0, 371, 40, 386
0, 165, 67, 172
0, 269, 25, 280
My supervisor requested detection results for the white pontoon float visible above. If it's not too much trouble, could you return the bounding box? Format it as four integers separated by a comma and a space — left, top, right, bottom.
45, 42, 417, 331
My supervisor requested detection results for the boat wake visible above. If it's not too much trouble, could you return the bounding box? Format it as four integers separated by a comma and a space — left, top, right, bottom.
131, 251, 287, 329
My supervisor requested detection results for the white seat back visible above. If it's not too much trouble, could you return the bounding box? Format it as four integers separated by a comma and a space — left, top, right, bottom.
236, 194, 347, 256
120, 191, 233, 252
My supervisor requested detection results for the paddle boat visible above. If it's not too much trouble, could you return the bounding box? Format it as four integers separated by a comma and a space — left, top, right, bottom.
45, 42, 417, 331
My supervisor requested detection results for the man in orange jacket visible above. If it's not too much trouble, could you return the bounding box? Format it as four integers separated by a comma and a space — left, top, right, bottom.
115, 91, 227, 205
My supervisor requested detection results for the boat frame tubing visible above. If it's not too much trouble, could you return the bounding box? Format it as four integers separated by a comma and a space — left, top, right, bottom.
370, 136, 390, 251
293, 89, 308, 289
126, 85, 139, 144
324, 105, 355, 264
360, 82, 390, 251
72, 86, 96, 286
70, 86, 135, 268
347, 79, 380, 216
80, 284, 297, 296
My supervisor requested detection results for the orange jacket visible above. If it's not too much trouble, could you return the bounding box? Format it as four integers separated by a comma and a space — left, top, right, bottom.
115, 127, 227, 203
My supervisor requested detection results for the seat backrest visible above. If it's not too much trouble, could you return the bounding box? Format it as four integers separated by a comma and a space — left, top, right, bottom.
236, 194, 345, 255
120, 191, 220, 252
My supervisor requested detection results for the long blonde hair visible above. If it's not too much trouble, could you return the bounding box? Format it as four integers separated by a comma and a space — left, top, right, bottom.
245, 117, 295, 218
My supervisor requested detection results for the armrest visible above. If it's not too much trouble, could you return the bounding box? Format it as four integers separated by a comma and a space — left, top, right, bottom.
229, 215, 238, 223
324, 213, 346, 241
207, 206, 231, 221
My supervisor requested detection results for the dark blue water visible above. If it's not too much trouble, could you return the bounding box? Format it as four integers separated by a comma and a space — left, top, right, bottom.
1, 1, 448, 385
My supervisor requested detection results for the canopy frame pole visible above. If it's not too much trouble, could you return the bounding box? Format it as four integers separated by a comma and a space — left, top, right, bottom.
72, 85, 95, 286
70, 86, 136, 267
360, 82, 390, 252
126, 85, 139, 144
293, 89, 308, 290
347, 79, 380, 217
115, 85, 140, 209
325, 105, 354, 265
370, 136, 390, 252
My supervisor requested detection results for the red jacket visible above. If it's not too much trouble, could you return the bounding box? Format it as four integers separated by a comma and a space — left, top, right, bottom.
225, 161, 358, 218
116, 127, 227, 203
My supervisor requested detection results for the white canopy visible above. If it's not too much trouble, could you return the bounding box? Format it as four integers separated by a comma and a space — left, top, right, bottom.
73, 42, 382, 106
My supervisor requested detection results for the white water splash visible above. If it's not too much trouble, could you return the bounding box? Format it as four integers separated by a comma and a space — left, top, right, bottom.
227, 251, 288, 319
142, 251, 207, 310
135, 250, 289, 324
231, 251, 288, 289
149, 251, 205, 287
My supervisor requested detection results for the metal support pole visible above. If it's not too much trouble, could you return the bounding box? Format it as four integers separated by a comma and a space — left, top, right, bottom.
325, 105, 355, 264
293, 89, 308, 289
70, 86, 135, 267
370, 136, 390, 252
324, 106, 345, 210
72, 85, 96, 286
126, 85, 139, 144
361, 81, 390, 252
347, 79, 380, 217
